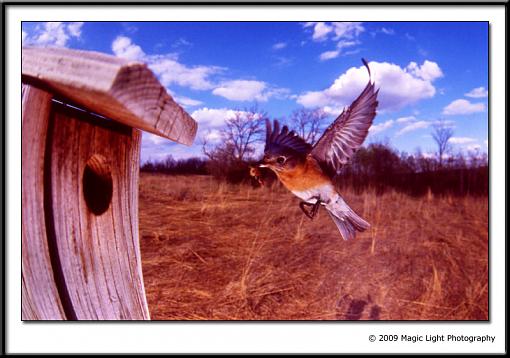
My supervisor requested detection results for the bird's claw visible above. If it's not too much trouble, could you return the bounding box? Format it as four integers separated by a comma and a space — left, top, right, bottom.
299, 198, 322, 220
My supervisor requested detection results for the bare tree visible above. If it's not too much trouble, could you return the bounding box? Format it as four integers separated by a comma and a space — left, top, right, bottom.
225, 108, 267, 161
432, 120, 453, 169
202, 106, 268, 163
202, 135, 236, 163
288, 108, 328, 145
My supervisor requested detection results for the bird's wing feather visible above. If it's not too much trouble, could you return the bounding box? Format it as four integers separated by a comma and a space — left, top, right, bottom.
265, 119, 312, 155
311, 59, 379, 175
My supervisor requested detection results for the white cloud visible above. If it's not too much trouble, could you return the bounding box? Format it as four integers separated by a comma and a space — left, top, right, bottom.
337, 40, 358, 49
465, 86, 488, 98
369, 119, 394, 134
191, 107, 267, 147
418, 47, 429, 57
319, 50, 340, 61
297, 91, 330, 108
406, 60, 443, 82
307, 22, 364, 42
110, 36, 222, 90
149, 56, 222, 90
203, 129, 222, 143
394, 118, 455, 137
381, 27, 395, 35
22, 31, 27, 44
172, 37, 192, 49
297, 60, 443, 112
111, 36, 287, 100
311, 22, 333, 41
321, 105, 345, 116
266, 88, 290, 100
166, 88, 203, 107
447, 137, 486, 153
173, 96, 203, 108
212, 80, 288, 102
272, 42, 287, 50
67, 22, 84, 37
319, 40, 359, 61
121, 23, 139, 34
330, 22, 364, 40
140, 134, 203, 162
485, 139, 488, 148
24, 22, 84, 47
34, 22, 69, 46
449, 137, 477, 144
421, 152, 435, 159
213, 80, 267, 101
273, 56, 293, 68
143, 132, 171, 146
191, 107, 246, 128
396, 120, 432, 136
396, 115, 416, 123
466, 144, 482, 152
420, 152, 452, 160
191, 107, 265, 139
342, 49, 361, 57
442, 99, 486, 115
111, 35, 145, 60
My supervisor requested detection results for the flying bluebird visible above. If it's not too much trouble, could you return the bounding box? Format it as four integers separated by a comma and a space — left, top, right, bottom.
256, 59, 379, 241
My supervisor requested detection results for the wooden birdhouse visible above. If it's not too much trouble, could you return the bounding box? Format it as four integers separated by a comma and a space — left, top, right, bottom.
22, 47, 197, 320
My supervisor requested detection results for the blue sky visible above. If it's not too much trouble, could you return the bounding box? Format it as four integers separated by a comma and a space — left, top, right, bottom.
22, 21, 488, 163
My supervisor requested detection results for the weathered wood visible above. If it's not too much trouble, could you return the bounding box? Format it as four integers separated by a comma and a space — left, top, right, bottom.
22, 84, 66, 320
22, 47, 196, 320
46, 103, 150, 319
22, 46, 197, 146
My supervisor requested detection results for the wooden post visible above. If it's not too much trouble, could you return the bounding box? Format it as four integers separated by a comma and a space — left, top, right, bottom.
22, 47, 197, 320
22, 84, 66, 320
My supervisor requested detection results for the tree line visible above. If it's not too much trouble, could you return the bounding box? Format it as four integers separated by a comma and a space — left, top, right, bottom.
141, 107, 488, 197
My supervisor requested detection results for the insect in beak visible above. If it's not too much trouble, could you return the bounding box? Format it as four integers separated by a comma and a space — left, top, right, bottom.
249, 166, 265, 186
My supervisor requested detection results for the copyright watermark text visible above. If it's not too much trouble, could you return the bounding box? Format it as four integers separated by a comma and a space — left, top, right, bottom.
369, 334, 496, 343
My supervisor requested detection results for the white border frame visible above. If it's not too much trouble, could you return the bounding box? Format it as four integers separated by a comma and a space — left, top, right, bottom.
6, 4, 506, 354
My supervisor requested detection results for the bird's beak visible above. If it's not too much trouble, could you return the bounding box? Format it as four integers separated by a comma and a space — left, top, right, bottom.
258, 156, 270, 168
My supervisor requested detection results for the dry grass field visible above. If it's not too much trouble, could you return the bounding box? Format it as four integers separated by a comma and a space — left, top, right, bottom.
139, 173, 488, 320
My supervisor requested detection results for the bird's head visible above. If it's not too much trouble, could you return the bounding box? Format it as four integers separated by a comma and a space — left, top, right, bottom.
259, 119, 312, 173
259, 147, 302, 172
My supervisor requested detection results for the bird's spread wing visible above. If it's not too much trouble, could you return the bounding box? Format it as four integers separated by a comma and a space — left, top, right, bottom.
265, 119, 312, 155
311, 59, 379, 175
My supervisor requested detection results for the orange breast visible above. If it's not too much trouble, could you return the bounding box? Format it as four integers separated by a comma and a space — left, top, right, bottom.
277, 155, 330, 191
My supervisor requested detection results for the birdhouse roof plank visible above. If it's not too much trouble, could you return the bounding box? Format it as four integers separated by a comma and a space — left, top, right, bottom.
22, 47, 197, 145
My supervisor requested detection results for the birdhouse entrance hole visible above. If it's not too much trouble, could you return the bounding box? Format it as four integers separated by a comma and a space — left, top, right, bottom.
83, 154, 113, 215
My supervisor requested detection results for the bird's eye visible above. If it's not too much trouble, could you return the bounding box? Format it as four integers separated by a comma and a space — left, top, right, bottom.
276, 156, 286, 164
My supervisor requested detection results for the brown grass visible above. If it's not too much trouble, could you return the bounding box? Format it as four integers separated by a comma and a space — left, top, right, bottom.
139, 173, 488, 320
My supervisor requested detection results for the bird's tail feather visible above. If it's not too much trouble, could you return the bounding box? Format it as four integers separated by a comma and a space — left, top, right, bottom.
326, 203, 370, 241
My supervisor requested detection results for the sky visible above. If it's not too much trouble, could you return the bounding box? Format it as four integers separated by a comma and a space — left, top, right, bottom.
22, 21, 489, 163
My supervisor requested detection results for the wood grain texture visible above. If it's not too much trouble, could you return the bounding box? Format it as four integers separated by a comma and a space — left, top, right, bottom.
22, 46, 197, 146
22, 84, 66, 320
46, 103, 150, 320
